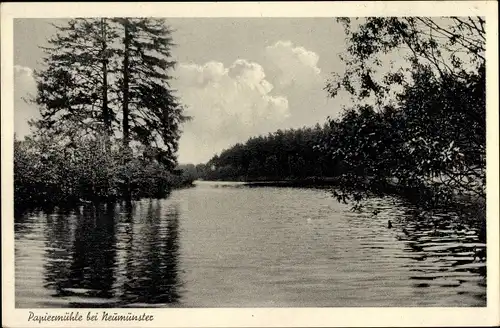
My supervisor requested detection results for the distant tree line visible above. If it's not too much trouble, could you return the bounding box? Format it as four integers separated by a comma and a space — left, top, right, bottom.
195, 125, 337, 181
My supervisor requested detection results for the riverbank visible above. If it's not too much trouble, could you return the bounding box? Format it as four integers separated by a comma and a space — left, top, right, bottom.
14, 176, 195, 214
244, 177, 339, 188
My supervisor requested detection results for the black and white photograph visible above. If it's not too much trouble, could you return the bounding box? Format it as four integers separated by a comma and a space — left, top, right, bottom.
2, 1, 499, 327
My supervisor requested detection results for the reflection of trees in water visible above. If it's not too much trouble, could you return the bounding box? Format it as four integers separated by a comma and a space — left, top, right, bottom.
14, 207, 34, 229
42, 207, 74, 294
15, 205, 62, 236
121, 199, 182, 305
364, 197, 486, 277
43, 203, 118, 305
396, 206, 486, 279
359, 196, 486, 305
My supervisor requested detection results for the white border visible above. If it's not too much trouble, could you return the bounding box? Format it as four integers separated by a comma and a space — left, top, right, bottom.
2, 2, 499, 327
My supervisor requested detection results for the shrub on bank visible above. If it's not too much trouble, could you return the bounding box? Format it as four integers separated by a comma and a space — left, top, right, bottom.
14, 134, 192, 208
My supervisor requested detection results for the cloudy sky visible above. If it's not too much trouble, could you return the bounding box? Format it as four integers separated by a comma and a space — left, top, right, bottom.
14, 18, 352, 164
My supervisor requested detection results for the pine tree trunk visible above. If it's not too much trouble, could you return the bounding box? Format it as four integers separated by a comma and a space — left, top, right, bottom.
100, 18, 111, 199
101, 18, 110, 143
122, 20, 131, 202
122, 21, 130, 149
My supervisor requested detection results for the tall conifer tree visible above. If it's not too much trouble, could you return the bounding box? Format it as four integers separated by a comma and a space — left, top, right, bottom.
35, 18, 118, 144
34, 17, 188, 170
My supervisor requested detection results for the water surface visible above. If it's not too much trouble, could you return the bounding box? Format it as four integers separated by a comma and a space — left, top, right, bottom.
15, 181, 486, 307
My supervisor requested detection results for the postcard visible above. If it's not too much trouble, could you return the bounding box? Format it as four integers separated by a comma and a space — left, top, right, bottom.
1, 2, 499, 327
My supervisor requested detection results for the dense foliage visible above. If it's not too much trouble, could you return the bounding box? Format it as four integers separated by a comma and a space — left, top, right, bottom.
317, 65, 485, 206
14, 132, 192, 208
320, 17, 486, 208
114, 18, 189, 169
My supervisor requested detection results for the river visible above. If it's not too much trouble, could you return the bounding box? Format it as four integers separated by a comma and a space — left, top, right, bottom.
15, 181, 486, 307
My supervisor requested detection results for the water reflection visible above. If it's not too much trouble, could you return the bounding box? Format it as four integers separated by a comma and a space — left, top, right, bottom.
361, 197, 486, 303
42, 208, 75, 298
16, 200, 183, 307
43, 204, 118, 307
120, 200, 182, 306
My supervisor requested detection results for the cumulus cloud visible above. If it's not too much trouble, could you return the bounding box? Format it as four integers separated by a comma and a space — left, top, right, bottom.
14, 65, 39, 139
174, 59, 290, 163
261, 41, 334, 130
264, 40, 322, 90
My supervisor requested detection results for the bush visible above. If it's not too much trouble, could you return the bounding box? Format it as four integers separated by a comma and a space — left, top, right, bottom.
14, 133, 191, 208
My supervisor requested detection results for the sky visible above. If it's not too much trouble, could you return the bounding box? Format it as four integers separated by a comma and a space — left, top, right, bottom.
14, 18, 352, 164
